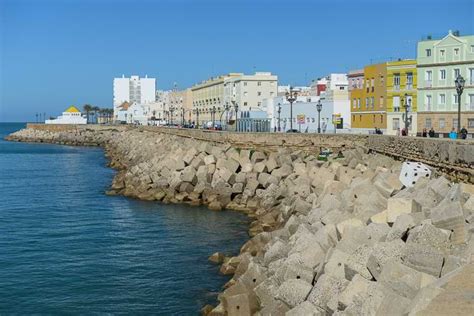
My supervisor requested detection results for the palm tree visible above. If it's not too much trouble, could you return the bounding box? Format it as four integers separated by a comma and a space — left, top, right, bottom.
91, 106, 99, 124
83, 104, 92, 124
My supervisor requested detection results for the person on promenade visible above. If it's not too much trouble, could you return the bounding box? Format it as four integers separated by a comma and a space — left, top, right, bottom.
401, 128, 407, 136
429, 127, 435, 137
449, 128, 457, 139
422, 128, 428, 137
396, 127, 401, 136
460, 126, 468, 139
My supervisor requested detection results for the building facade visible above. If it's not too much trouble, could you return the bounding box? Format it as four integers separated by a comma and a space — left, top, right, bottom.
386, 60, 418, 135
323, 73, 351, 129
113, 75, 156, 121
45, 106, 87, 124
350, 63, 387, 133
417, 31, 474, 136
192, 72, 277, 128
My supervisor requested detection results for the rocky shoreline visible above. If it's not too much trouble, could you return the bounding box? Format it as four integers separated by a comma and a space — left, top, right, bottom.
6, 127, 474, 316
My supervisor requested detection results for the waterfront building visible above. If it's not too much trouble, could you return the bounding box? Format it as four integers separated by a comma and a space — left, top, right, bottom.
113, 75, 156, 121
323, 74, 351, 129
386, 60, 418, 135
45, 106, 87, 124
416, 31, 474, 136
350, 63, 387, 133
192, 72, 277, 128
309, 77, 328, 96
264, 95, 337, 133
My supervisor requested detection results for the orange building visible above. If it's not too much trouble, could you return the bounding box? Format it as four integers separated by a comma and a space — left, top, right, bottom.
349, 63, 387, 132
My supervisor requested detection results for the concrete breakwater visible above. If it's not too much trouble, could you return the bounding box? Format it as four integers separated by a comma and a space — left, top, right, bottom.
6, 126, 474, 316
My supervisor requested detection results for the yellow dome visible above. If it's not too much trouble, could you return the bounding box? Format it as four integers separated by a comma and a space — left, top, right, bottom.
64, 106, 80, 113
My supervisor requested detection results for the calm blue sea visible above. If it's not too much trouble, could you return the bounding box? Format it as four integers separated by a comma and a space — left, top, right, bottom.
0, 123, 249, 314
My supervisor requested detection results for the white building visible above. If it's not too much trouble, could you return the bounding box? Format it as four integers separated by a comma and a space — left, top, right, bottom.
113, 75, 156, 121
45, 106, 87, 124
322, 73, 351, 130
264, 95, 336, 133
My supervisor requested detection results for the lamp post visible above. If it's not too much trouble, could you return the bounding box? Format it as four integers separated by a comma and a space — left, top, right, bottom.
285, 86, 298, 131
316, 99, 322, 133
169, 106, 175, 126
402, 93, 412, 136
455, 75, 465, 138
277, 103, 281, 132
220, 103, 230, 130
193, 108, 200, 129
233, 101, 239, 132
211, 106, 216, 129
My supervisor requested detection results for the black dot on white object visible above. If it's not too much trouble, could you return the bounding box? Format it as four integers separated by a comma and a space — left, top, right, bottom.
414, 173, 418, 176
425, 174, 429, 177
412, 181, 416, 185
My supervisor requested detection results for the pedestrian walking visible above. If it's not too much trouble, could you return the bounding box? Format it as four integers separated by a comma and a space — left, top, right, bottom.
460, 126, 468, 139
422, 128, 427, 137
428, 127, 435, 137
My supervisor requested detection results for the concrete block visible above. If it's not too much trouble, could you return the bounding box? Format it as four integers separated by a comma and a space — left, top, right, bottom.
386, 214, 416, 241
405, 286, 445, 316
204, 155, 216, 165
406, 222, 451, 251
283, 263, 315, 284
386, 196, 422, 223
307, 274, 349, 312
402, 243, 444, 277
431, 200, 467, 244
370, 210, 388, 224
277, 279, 312, 307
366, 222, 390, 242
225, 293, 259, 316
366, 240, 406, 280
336, 218, 364, 238
286, 301, 324, 316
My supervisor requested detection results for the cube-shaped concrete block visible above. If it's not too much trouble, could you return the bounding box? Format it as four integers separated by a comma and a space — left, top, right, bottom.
399, 161, 431, 188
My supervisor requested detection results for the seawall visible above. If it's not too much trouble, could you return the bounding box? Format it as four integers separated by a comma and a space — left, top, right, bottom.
6, 124, 474, 315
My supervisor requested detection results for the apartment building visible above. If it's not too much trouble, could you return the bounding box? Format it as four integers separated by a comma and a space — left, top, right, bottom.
386, 60, 418, 135
113, 75, 156, 121
350, 63, 387, 132
417, 31, 474, 135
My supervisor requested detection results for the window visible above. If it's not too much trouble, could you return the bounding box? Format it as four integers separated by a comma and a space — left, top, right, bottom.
380, 96, 384, 107
393, 118, 400, 130
440, 49, 445, 57
270, 92, 274, 96
353, 98, 357, 109
359, 115, 362, 121
439, 94, 446, 104
373, 115, 376, 123
257, 102, 261, 106
365, 97, 369, 109
339, 86, 345, 90
453, 118, 459, 129
426, 70, 432, 81
426, 49, 431, 57
380, 76, 384, 86
426, 95, 432, 111
244, 102, 248, 106
439, 118, 445, 129
352, 115, 355, 122
471, 45, 474, 53
393, 96, 400, 112
406, 72, 413, 89
425, 118, 432, 128
454, 94, 459, 105
380, 115, 383, 124
257, 92, 262, 96
244, 91, 248, 96
394, 74, 400, 90
469, 94, 474, 110
468, 118, 474, 129
440, 69, 446, 80
357, 98, 361, 109
454, 48, 459, 56
257, 81, 261, 86
243, 82, 247, 86
371, 97, 375, 109
454, 68, 460, 79
470, 68, 474, 85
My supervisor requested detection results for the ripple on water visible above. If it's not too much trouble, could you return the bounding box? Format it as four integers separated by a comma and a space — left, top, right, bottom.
0, 123, 249, 314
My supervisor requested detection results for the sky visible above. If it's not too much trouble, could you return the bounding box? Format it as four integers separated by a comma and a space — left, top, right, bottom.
0, 0, 473, 122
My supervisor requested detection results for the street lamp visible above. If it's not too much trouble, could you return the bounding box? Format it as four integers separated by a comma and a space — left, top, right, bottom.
169, 106, 175, 126
233, 101, 239, 132
211, 106, 216, 129
316, 99, 322, 133
285, 86, 298, 131
277, 103, 281, 132
402, 93, 412, 136
455, 75, 465, 137
193, 108, 200, 129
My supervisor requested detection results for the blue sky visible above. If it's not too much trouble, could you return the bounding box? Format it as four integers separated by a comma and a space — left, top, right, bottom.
1, 0, 473, 122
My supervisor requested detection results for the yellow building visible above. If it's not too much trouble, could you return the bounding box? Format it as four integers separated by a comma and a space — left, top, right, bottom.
386, 60, 417, 135
350, 63, 387, 132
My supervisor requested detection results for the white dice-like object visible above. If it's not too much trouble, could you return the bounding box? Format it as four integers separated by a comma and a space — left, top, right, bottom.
399, 161, 432, 188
